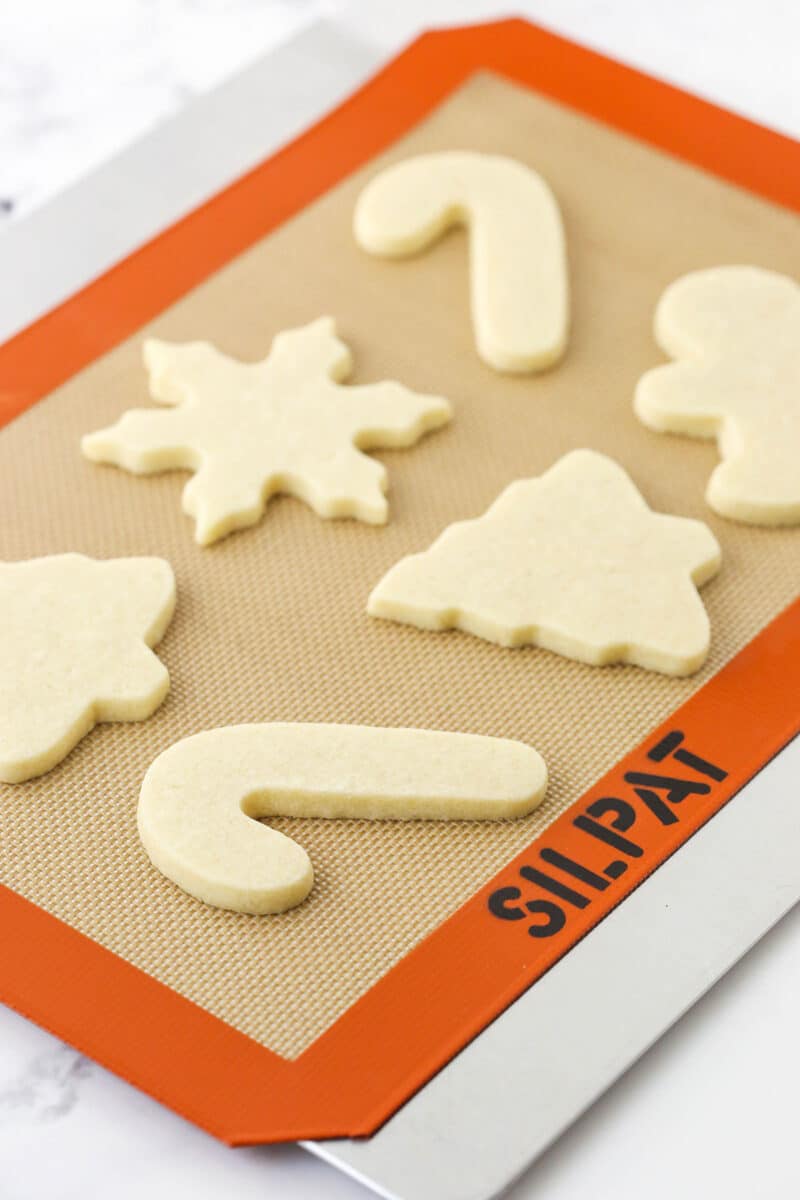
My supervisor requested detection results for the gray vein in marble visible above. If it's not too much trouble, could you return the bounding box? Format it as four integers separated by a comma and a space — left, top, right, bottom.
0, 1046, 92, 1127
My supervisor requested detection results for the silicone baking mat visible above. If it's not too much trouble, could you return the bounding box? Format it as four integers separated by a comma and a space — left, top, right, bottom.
1, 19, 799, 1144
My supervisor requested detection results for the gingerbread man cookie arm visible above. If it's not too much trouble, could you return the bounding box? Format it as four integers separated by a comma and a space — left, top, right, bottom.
138, 724, 548, 914
354, 151, 568, 373
707, 439, 800, 525
635, 361, 724, 437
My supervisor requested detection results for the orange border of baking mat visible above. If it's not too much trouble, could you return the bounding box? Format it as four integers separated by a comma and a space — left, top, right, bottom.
1, 19, 799, 1144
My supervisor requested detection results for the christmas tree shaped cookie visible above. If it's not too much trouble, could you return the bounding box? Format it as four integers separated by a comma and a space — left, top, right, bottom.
82, 318, 452, 545
368, 450, 721, 676
0, 554, 175, 782
635, 266, 800, 525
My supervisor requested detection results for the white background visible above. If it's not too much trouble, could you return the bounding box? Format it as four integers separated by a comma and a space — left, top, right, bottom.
1, 3, 799, 1198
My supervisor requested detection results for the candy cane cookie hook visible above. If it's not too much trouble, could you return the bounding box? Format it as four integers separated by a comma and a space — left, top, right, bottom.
138, 723, 547, 914
354, 151, 569, 373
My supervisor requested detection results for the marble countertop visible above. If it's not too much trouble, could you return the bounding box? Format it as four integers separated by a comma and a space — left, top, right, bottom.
0, 0, 326, 222
2, 3, 799, 1198
2, 0, 799, 226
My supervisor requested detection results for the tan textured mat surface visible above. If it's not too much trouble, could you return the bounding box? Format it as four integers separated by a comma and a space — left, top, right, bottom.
2, 73, 799, 1059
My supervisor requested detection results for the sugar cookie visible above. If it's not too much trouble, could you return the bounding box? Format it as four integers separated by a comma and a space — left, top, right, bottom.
0, 554, 175, 783
635, 266, 800, 525
138, 723, 547, 914
82, 318, 452, 545
354, 151, 568, 373
368, 449, 721, 676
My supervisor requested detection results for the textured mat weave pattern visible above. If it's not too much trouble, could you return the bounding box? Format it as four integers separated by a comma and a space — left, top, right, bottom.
1, 75, 798, 1058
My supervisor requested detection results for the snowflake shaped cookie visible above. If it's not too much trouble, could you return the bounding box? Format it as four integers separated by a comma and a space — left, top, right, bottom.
0, 554, 175, 783
635, 266, 800, 525
82, 318, 452, 545
368, 449, 721, 676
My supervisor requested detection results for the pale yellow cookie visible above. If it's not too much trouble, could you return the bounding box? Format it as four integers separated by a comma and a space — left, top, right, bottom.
368, 449, 721, 676
82, 317, 451, 545
635, 266, 800, 525
0, 554, 175, 783
138, 723, 547, 914
354, 151, 569, 373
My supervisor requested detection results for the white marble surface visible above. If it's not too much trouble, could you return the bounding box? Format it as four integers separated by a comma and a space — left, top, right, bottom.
2, 3, 800, 1199
0, 0, 328, 222
2, 909, 798, 1199
2, 0, 799, 225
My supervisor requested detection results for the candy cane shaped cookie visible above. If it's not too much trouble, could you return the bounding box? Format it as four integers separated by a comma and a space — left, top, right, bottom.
138, 723, 547, 914
354, 151, 569, 373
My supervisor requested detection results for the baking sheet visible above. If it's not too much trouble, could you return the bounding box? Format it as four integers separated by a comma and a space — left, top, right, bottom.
2, 71, 799, 1061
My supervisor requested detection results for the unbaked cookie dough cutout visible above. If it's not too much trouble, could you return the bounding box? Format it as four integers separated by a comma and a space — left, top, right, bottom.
369, 449, 721, 676
635, 266, 800, 525
138, 723, 547, 914
0, 554, 175, 783
82, 318, 452, 545
354, 151, 569, 373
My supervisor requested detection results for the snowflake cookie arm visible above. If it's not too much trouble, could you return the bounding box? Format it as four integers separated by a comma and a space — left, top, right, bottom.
254, 395, 444, 531
179, 388, 451, 541
342, 380, 452, 447
267, 316, 353, 381
179, 458, 272, 545
143, 339, 225, 405
81, 402, 201, 474
80, 341, 219, 473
